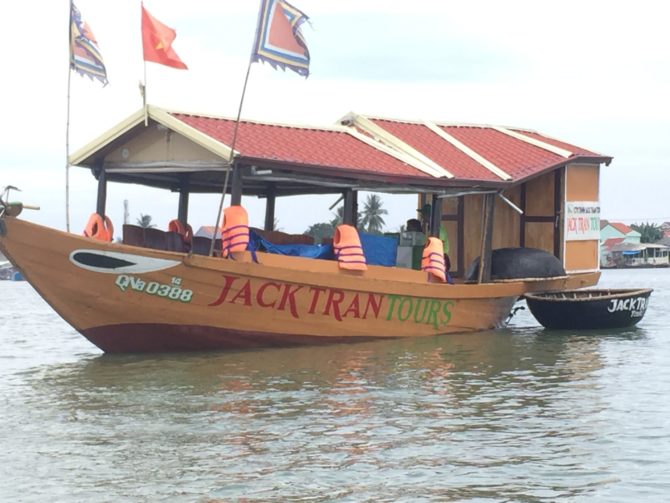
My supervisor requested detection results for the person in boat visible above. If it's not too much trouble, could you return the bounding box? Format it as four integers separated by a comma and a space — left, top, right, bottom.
406, 218, 423, 233
419, 204, 453, 284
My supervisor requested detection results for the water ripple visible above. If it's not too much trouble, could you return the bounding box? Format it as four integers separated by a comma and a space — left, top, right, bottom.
2, 270, 670, 501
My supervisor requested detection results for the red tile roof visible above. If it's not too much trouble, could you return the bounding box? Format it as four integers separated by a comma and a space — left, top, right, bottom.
609, 222, 634, 235
173, 113, 430, 179
371, 120, 498, 181
366, 117, 608, 183
170, 111, 610, 187
602, 237, 625, 249
444, 126, 569, 181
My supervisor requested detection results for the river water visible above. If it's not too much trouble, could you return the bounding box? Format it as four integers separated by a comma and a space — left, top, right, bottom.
1, 269, 668, 502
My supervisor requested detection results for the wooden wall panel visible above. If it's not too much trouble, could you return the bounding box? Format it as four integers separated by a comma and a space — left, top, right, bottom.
442, 197, 459, 214
564, 164, 600, 271
525, 173, 555, 216
492, 187, 521, 250
443, 220, 459, 270
463, 195, 484, 272
565, 240, 599, 271
566, 164, 599, 201
525, 222, 555, 253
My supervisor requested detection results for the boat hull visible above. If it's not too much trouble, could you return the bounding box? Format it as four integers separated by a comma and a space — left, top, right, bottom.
1, 217, 600, 352
524, 289, 652, 330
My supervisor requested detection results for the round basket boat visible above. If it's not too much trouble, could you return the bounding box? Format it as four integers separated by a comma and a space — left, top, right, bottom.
524, 288, 653, 330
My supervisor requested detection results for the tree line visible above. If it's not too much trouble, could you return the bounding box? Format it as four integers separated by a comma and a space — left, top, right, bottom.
630, 222, 664, 243
132, 194, 390, 242
304, 194, 388, 242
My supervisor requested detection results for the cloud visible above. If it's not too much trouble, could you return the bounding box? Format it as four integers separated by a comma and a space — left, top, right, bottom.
2, 0, 669, 234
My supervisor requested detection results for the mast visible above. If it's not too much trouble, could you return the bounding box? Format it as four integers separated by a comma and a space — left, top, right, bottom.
65, 1, 74, 232
207, 53, 254, 257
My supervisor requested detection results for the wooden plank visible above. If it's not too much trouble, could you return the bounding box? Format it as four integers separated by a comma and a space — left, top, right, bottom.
566, 164, 599, 201
525, 222, 555, 254
565, 240, 599, 272
478, 193, 495, 283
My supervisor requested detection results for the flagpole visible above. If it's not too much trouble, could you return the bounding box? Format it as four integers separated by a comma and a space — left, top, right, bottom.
65, 1, 74, 233
141, 1, 148, 126
208, 59, 253, 257
143, 61, 148, 126
66, 71, 72, 232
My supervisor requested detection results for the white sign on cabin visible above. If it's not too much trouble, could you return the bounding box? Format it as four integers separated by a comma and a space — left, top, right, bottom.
565, 201, 600, 241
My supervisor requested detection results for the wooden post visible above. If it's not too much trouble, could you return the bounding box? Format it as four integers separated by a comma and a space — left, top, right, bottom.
230, 163, 243, 206
343, 189, 356, 226
95, 160, 107, 217
264, 186, 276, 231
178, 176, 189, 225
477, 193, 495, 283
430, 194, 441, 237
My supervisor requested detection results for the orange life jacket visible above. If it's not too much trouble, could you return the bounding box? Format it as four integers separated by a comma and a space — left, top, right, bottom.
168, 219, 193, 244
221, 205, 249, 257
333, 224, 367, 271
83, 212, 114, 242
421, 236, 446, 282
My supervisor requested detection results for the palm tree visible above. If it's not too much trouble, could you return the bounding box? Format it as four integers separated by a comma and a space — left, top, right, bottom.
360, 194, 388, 234
330, 206, 344, 227
330, 205, 362, 228
304, 222, 335, 243
136, 214, 156, 228
273, 218, 283, 232
631, 222, 662, 243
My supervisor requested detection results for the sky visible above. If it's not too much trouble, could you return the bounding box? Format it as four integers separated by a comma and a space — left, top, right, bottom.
1, 0, 669, 235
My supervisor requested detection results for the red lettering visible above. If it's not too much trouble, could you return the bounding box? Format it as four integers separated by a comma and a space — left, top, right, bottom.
363, 294, 383, 319
257, 282, 281, 308
208, 275, 239, 306
229, 280, 252, 306
277, 284, 303, 319
323, 289, 345, 321
342, 294, 361, 319
308, 287, 326, 314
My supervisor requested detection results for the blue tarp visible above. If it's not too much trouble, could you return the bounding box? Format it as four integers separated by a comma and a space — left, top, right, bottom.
360, 232, 397, 267
249, 230, 398, 266
249, 231, 335, 260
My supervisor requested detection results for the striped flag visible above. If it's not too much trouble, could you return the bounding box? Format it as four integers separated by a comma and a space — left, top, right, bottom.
70, 2, 108, 85
251, 0, 310, 77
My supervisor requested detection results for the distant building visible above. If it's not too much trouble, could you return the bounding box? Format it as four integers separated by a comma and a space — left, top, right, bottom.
660, 221, 670, 239
600, 221, 669, 268
600, 221, 639, 267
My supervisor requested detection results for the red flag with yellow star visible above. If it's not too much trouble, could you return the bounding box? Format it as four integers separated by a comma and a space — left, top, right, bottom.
141, 5, 187, 69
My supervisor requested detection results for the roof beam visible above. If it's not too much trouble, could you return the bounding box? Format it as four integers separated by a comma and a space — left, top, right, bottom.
424, 122, 512, 181
340, 113, 454, 179
492, 126, 573, 158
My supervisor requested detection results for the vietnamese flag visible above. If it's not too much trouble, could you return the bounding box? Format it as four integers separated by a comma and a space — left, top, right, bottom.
141, 5, 188, 69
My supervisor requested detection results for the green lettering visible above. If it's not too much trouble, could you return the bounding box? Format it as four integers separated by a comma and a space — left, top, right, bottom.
413, 298, 429, 324
428, 300, 441, 329
440, 301, 454, 327
386, 295, 401, 321
398, 297, 413, 321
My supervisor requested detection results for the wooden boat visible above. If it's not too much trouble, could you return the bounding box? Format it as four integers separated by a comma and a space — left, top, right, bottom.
0, 215, 600, 352
524, 288, 652, 330
0, 107, 611, 352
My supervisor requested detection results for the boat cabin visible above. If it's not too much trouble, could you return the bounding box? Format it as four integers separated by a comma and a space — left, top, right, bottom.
70, 106, 612, 281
